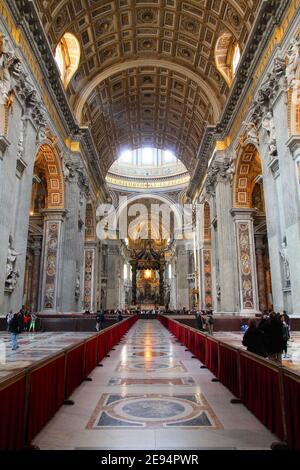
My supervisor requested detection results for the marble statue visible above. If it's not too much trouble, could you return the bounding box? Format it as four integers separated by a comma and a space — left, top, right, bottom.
0, 34, 12, 105
75, 273, 80, 300
279, 239, 291, 283
6, 236, 20, 290
242, 121, 259, 145
261, 110, 278, 159
286, 36, 300, 89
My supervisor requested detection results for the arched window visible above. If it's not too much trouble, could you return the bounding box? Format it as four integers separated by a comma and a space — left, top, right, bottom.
232, 43, 241, 75
215, 32, 241, 86
55, 32, 81, 89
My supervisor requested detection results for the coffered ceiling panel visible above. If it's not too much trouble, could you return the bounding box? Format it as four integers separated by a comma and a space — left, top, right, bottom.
81, 66, 214, 172
35, 0, 261, 174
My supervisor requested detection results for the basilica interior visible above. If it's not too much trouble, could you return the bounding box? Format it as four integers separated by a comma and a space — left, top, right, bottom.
0, 0, 300, 453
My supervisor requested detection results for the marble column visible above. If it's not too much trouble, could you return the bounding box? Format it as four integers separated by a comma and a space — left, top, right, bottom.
0, 110, 37, 313
83, 244, 96, 312
214, 167, 239, 313
106, 241, 121, 309
255, 235, 268, 312
200, 246, 213, 310
40, 210, 65, 313
281, 136, 300, 315
132, 263, 137, 305
159, 265, 165, 306
60, 169, 82, 313
232, 209, 259, 314
176, 241, 189, 310
30, 235, 42, 311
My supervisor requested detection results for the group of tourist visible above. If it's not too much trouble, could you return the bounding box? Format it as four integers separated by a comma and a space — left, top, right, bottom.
94, 308, 128, 331
242, 311, 292, 363
194, 310, 215, 335
6, 306, 37, 350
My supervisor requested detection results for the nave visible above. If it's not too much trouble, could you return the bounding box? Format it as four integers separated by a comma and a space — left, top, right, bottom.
32, 320, 276, 450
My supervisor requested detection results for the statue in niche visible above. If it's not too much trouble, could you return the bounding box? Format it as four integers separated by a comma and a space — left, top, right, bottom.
75, 272, 80, 301
286, 36, 300, 89
261, 110, 278, 159
216, 284, 221, 302
242, 121, 259, 145
0, 34, 13, 105
5, 235, 20, 290
279, 238, 291, 286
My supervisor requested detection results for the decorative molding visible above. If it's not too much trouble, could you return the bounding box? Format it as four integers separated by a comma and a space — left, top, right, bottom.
0, 134, 10, 155
15, 156, 27, 179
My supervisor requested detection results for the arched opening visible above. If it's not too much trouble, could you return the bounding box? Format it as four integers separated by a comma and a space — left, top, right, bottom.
23, 144, 64, 311
234, 144, 273, 312
215, 32, 241, 86
202, 202, 212, 310
55, 32, 81, 89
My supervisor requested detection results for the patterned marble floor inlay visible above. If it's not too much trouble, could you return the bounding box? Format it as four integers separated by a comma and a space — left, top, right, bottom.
87, 393, 222, 429
108, 377, 196, 386
30, 320, 283, 450
115, 360, 187, 373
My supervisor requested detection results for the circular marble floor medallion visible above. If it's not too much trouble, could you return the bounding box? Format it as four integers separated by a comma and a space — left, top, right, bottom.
114, 398, 193, 422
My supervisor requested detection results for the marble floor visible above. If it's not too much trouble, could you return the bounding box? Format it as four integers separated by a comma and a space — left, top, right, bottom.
31, 320, 280, 450
0, 331, 96, 381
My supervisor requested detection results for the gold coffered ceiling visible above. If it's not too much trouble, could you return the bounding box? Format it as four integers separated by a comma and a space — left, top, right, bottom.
36, 0, 261, 174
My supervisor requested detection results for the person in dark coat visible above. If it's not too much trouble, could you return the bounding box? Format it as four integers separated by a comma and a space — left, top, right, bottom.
264, 312, 284, 363
195, 312, 204, 331
9, 313, 20, 350
242, 319, 267, 358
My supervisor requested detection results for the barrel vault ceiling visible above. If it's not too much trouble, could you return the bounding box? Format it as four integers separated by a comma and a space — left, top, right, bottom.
35, 0, 261, 176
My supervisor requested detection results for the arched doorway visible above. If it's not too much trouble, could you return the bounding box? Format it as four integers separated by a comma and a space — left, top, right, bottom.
23, 143, 64, 311
233, 143, 273, 313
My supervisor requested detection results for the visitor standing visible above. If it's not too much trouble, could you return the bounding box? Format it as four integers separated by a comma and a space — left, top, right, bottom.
207, 311, 214, 336
6, 310, 13, 332
242, 319, 267, 357
195, 311, 204, 331
9, 313, 20, 350
29, 313, 37, 332
281, 314, 291, 358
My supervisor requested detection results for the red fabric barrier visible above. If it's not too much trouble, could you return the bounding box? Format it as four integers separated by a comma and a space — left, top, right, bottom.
193, 331, 206, 363
240, 354, 284, 440
65, 344, 85, 398
283, 374, 300, 450
187, 329, 195, 353
27, 355, 65, 442
205, 337, 219, 377
97, 332, 106, 362
0, 316, 138, 449
0, 376, 26, 450
219, 344, 240, 398
181, 326, 187, 346
85, 337, 98, 377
